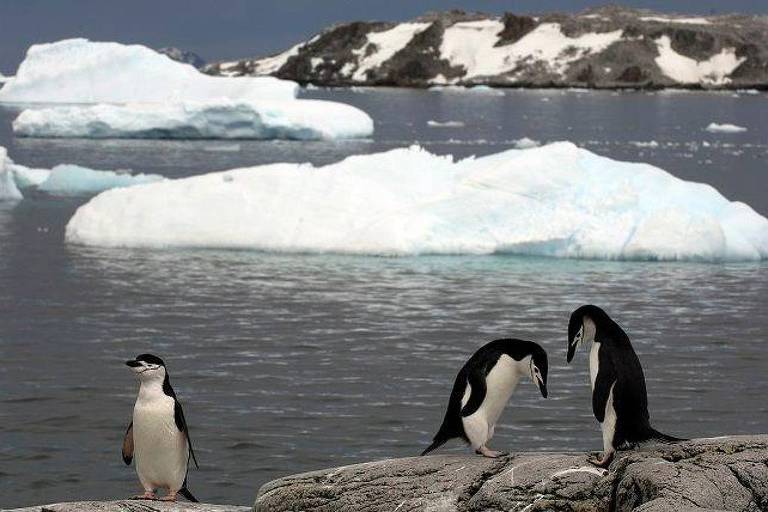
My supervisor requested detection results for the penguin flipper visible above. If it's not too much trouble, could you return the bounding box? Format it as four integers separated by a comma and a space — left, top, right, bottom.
461, 369, 487, 418
174, 400, 199, 469
121, 421, 134, 465
592, 369, 616, 423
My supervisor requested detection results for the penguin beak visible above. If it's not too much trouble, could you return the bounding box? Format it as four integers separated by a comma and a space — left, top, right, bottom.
125, 360, 141, 368
538, 379, 548, 398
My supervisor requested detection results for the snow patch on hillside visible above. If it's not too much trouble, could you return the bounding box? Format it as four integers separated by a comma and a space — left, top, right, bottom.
654, 36, 744, 85
351, 23, 431, 81
439, 21, 623, 80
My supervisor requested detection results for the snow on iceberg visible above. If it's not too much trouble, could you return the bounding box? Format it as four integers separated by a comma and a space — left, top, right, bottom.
0, 38, 297, 104
65, 143, 768, 261
705, 122, 747, 133
0, 145, 164, 199
13, 98, 374, 140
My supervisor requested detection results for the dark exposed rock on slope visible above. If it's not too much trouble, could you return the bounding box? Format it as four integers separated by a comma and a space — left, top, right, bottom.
204, 6, 768, 89
253, 435, 768, 512
4, 502, 248, 512
159, 47, 207, 69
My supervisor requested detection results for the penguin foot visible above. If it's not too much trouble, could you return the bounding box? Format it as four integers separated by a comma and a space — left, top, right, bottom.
587, 452, 615, 469
159, 493, 177, 502
132, 492, 156, 500
476, 446, 508, 458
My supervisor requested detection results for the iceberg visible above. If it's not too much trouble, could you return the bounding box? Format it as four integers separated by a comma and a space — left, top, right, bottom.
13, 99, 374, 140
0, 148, 23, 200
65, 143, 768, 261
0, 145, 164, 200
705, 122, 747, 133
0, 38, 297, 104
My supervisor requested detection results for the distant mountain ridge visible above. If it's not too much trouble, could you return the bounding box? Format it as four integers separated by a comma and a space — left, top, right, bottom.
159, 47, 206, 69
204, 6, 768, 89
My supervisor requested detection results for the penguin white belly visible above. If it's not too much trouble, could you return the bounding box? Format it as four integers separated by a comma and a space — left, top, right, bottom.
462, 355, 520, 448
589, 341, 600, 390
133, 396, 187, 491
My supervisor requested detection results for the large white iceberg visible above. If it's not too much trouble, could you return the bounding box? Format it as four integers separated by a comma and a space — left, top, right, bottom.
0, 146, 164, 200
13, 99, 374, 140
65, 143, 768, 261
0, 38, 297, 104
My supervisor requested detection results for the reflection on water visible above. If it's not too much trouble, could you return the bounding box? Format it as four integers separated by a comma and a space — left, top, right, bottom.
1, 89, 767, 507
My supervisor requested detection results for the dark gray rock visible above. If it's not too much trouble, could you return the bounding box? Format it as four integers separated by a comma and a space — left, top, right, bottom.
253, 435, 768, 512
159, 47, 206, 69
205, 6, 768, 90
3, 501, 249, 512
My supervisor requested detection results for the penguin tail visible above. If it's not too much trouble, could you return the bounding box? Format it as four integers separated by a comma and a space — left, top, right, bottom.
421, 435, 448, 456
178, 487, 199, 503
645, 426, 687, 444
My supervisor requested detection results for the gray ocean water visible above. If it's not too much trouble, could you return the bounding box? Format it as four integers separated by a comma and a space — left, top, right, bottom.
0, 88, 766, 508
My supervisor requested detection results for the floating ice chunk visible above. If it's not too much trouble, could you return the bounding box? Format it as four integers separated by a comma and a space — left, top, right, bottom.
427, 120, 465, 128
0, 145, 164, 199
10, 164, 51, 188
512, 137, 540, 149
0, 38, 297, 104
629, 140, 660, 148
37, 165, 164, 196
705, 122, 747, 133
12, 99, 374, 140
0, 148, 23, 201
65, 143, 768, 261
0, 72, 11, 84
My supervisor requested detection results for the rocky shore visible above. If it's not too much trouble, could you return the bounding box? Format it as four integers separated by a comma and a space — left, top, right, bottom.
255, 435, 768, 512
204, 6, 768, 90
8, 435, 768, 512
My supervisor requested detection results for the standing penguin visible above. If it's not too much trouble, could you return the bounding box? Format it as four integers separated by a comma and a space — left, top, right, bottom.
422, 339, 548, 458
123, 354, 199, 501
567, 305, 683, 468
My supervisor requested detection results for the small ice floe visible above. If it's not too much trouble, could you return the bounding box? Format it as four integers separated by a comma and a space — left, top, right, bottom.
705, 122, 748, 133
427, 120, 465, 128
629, 140, 660, 148
0, 145, 163, 200
204, 144, 242, 152
512, 137, 540, 149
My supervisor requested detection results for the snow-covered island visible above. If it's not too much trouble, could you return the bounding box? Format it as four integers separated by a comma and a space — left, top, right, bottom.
204, 6, 768, 90
65, 143, 768, 262
0, 39, 374, 140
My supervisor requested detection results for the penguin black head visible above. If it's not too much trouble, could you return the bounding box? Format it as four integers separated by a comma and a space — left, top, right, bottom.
567, 305, 608, 362
528, 344, 549, 398
126, 353, 167, 379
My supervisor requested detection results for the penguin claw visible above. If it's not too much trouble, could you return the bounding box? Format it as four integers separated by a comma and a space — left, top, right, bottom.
132, 493, 156, 500
159, 494, 177, 502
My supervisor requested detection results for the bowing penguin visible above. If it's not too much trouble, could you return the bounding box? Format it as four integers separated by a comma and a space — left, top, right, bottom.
422, 339, 548, 458
567, 305, 683, 468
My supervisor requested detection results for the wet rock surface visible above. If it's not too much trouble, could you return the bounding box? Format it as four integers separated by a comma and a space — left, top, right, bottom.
253, 435, 768, 512
205, 6, 768, 90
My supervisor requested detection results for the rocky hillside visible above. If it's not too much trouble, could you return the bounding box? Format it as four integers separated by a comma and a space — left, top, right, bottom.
204, 6, 768, 89
254, 435, 768, 512
159, 47, 206, 69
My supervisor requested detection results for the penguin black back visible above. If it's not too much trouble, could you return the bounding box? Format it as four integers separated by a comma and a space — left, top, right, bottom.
568, 305, 683, 449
